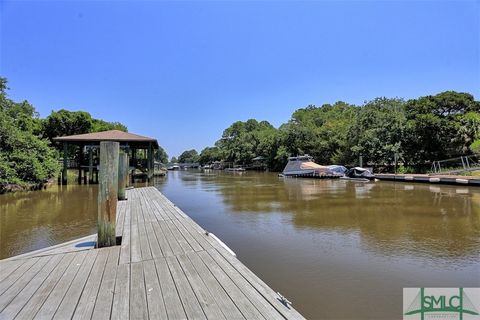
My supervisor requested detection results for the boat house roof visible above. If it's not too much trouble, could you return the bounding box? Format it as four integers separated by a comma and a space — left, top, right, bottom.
53, 130, 159, 148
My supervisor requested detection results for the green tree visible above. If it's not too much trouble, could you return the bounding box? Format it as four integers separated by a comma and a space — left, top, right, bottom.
403, 91, 480, 164
280, 102, 358, 165
215, 119, 279, 165
91, 119, 127, 132
155, 146, 168, 164
43, 109, 93, 141
470, 140, 480, 154
0, 78, 59, 188
347, 98, 405, 166
178, 149, 200, 163
199, 146, 222, 165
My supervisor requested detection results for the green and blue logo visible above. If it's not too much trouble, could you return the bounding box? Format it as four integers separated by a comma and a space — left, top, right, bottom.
404, 288, 480, 320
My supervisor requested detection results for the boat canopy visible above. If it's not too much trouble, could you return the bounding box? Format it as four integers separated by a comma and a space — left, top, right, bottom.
283, 155, 332, 175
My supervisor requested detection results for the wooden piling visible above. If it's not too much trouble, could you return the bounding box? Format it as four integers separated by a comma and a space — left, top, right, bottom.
62, 143, 68, 185
98, 141, 119, 248
88, 147, 94, 183
148, 142, 153, 181
118, 150, 128, 200
78, 145, 84, 184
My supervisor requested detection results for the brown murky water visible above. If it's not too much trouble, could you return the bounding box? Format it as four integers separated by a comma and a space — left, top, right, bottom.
1, 170, 479, 319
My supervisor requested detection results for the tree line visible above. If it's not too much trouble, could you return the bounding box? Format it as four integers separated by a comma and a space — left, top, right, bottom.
176, 91, 479, 172
0, 77, 168, 190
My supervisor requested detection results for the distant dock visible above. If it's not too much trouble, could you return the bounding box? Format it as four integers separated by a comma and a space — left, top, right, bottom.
375, 173, 480, 186
0, 187, 304, 319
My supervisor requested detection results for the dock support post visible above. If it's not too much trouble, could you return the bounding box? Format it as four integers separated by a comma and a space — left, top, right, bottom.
62, 142, 68, 185
78, 145, 83, 184
131, 148, 136, 184
88, 147, 94, 183
118, 150, 128, 200
98, 141, 119, 248
147, 143, 153, 181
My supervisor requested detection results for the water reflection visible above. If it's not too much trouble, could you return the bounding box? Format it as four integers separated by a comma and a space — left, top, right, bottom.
0, 184, 98, 259
157, 171, 480, 262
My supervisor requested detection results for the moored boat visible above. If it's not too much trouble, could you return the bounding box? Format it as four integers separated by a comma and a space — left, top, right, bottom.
282, 155, 341, 177
344, 167, 375, 180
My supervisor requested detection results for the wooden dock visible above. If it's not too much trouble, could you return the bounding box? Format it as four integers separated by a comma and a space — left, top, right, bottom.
374, 173, 480, 186
0, 187, 305, 320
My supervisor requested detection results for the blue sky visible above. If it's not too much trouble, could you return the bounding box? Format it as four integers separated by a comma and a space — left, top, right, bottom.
1, 1, 479, 157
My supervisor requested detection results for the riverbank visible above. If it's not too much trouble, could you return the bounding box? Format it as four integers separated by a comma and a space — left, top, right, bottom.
0, 178, 56, 194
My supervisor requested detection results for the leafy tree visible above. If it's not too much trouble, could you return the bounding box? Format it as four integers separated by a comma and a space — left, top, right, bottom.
0, 78, 59, 188
403, 91, 480, 164
178, 149, 200, 163
199, 146, 222, 165
347, 98, 405, 166
215, 119, 279, 165
155, 146, 168, 163
280, 102, 358, 164
170, 156, 178, 163
43, 109, 93, 141
470, 140, 480, 154
92, 119, 127, 132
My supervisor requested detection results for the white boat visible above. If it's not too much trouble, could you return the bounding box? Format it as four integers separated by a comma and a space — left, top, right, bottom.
282, 155, 335, 177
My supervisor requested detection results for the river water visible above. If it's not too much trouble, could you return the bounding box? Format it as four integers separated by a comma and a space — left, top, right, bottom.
1, 170, 479, 319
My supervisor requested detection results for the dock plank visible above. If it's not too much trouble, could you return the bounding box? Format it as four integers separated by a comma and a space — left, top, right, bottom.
53, 249, 98, 320
159, 220, 183, 256
91, 246, 120, 319
119, 202, 132, 265
0, 260, 27, 283
130, 262, 148, 320
0, 255, 51, 313
111, 263, 130, 320
72, 248, 109, 320
0, 257, 40, 296
34, 251, 87, 319
137, 217, 153, 261
213, 248, 305, 320
14, 253, 75, 320
145, 222, 163, 259
152, 221, 174, 257
166, 255, 207, 320
143, 259, 167, 320
154, 258, 187, 320
0, 255, 62, 319
196, 251, 266, 320
186, 251, 245, 320
177, 253, 226, 320
166, 220, 194, 254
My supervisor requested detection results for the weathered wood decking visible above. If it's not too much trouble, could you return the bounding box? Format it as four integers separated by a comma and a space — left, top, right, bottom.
0, 187, 305, 320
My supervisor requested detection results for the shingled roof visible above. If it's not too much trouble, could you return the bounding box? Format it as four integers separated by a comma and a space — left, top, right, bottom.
53, 130, 159, 148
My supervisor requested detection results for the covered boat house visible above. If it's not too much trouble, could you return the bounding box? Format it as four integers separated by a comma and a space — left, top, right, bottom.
53, 130, 159, 184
